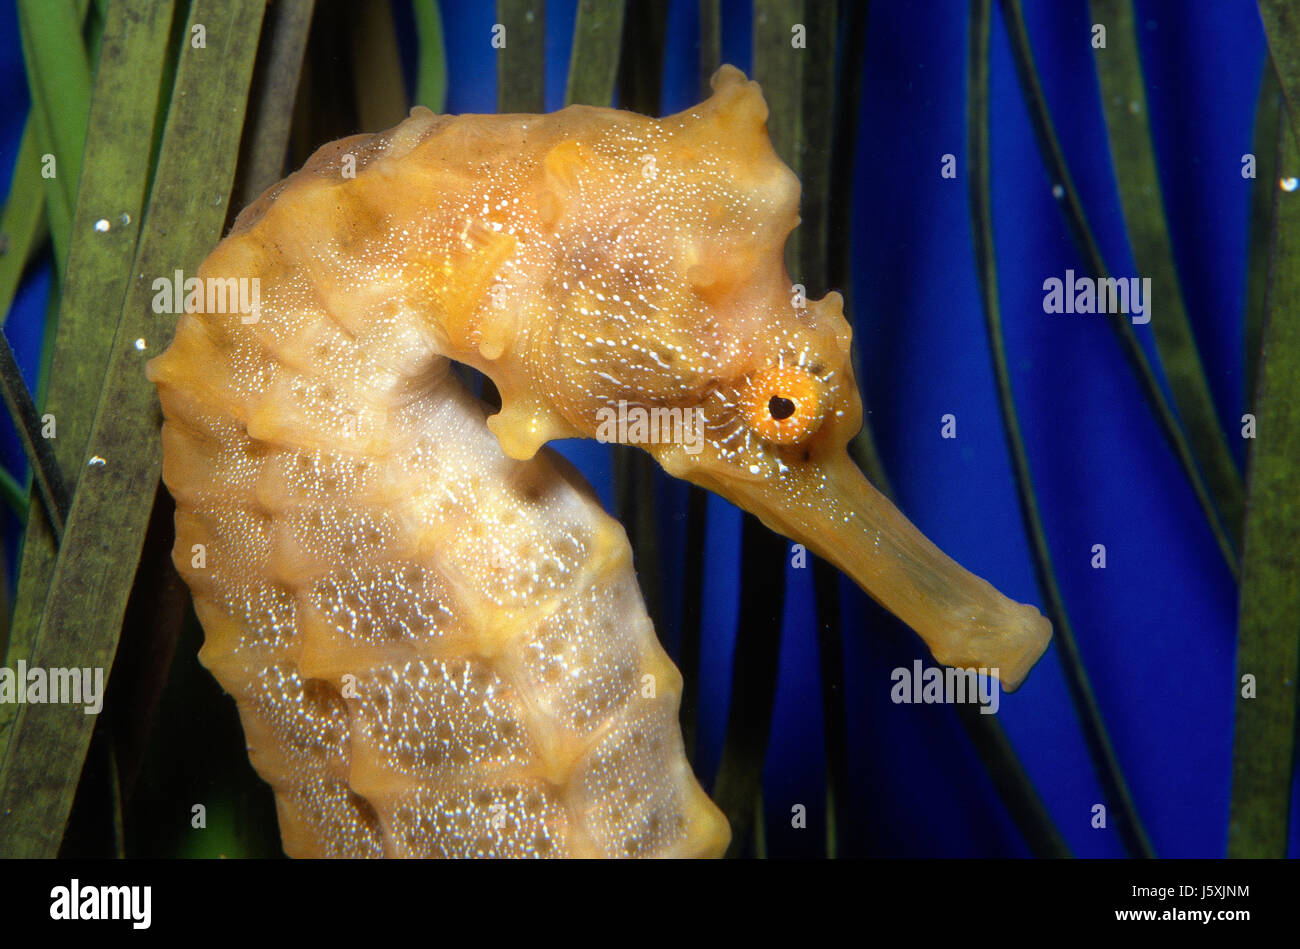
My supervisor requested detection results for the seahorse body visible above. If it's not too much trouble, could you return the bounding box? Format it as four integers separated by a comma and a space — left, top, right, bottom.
149, 66, 1052, 858
146, 95, 744, 860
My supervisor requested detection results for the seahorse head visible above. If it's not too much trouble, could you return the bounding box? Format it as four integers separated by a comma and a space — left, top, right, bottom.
486, 67, 869, 594
481, 66, 1051, 687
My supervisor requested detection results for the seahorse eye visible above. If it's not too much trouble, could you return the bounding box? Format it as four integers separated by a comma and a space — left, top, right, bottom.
743, 366, 827, 445
768, 395, 796, 420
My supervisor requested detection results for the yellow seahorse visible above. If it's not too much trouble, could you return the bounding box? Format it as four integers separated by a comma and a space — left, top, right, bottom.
146, 65, 1052, 858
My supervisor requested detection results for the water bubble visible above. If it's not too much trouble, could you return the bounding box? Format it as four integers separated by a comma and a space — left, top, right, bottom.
134, 338, 147, 351
93, 219, 111, 233
118, 212, 131, 227
1051, 184, 1065, 199
1280, 177, 1298, 193
1127, 100, 1141, 115
88, 455, 106, 467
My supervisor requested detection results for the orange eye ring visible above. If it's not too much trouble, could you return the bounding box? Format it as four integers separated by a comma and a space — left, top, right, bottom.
743, 367, 827, 444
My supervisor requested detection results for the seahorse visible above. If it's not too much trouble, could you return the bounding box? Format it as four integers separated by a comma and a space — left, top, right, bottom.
146, 65, 1051, 858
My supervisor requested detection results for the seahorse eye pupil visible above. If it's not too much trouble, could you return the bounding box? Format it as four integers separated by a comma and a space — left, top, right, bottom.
768, 395, 796, 420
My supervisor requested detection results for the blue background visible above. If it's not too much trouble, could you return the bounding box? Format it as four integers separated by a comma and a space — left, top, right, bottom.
2, 0, 1294, 857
